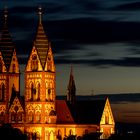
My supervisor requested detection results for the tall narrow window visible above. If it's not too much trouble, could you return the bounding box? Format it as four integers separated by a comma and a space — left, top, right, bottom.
31, 55, 38, 71
29, 112, 33, 123
12, 64, 16, 73
0, 83, 5, 101
36, 112, 41, 123
47, 55, 52, 71
36, 83, 40, 101
46, 83, 48, 101
31, 83, 34, 101
48, 88, 51, 101
105, 114, 109, 124
11, 112, 16, 121
18, 113, 22, 121
0, 112, 4, 123
0, 58, 2, 73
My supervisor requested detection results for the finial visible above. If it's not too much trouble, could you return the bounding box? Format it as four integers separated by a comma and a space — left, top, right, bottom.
70, 65, 73, 76
4, 6, 8, 24
38, 6, 42, 23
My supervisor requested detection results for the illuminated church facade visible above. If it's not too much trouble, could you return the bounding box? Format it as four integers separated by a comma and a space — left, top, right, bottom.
0, 8, 115, 139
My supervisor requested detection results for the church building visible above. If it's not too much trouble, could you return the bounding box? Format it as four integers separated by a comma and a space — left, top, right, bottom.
0, 8, 115, 139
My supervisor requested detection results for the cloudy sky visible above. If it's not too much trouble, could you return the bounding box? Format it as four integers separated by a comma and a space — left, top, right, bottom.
1, 0, 140, 96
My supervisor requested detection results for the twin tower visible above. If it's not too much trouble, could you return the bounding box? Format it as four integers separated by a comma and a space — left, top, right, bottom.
0, 7, 75, 125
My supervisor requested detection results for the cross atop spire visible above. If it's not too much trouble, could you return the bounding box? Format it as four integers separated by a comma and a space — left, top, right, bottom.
4, 6, 8, 24
38, 6, 42, 24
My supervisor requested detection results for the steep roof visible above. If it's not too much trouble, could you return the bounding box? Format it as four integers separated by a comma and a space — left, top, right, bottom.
9, 94, 25, 112
0, 8, 15, 70
56, 100, 74, 124
34, 7, 49, 69
67, 66, 76, 93
68, 99, 106, 124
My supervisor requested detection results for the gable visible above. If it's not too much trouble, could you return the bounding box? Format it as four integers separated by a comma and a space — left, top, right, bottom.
9, 49, 19, 73
25, 46, 43, 72
100, 98, 115, 125
44, 45, 55, 72
9, 96, 24, 113
0, 51, 7, 72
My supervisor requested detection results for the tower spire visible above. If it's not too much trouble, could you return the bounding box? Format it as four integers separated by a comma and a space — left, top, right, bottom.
0, 7, 15, 70
34, 6, 50, 69
4, 6, 8, 25
38, 6, 42, 24
67, 66, 76, 104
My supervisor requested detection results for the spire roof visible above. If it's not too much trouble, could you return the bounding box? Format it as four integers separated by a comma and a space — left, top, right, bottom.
68, 66, 76, 90
67, 66, 76, 104
34, 7, 49, 69
0, 8, 15, 70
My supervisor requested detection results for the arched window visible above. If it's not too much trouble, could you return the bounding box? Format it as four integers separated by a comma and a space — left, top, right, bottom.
50, 83, 53, 101
11, 112, 16, 122
12, 64, 16, 73
69, 129, 73, 136
45, 83, 48, 101
36, 132, 40, 140
48, 88, 51, 101
57, 130, 62, 140
0, 83, 5, 101
30, 83, 36, 101
36, 83, 40, 101
0, 112, 4, 123
18, 113, 22, 121
30, 83, 34, 101
47, 63, 51, 71
28, 112, 33, 123
36, 111, 41, 123
31, 55, 38, 71
105, 114, 109, 124
0, 58, 2, 73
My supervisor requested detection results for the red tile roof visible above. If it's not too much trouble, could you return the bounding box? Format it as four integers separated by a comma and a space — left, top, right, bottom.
56, 100, 74, 124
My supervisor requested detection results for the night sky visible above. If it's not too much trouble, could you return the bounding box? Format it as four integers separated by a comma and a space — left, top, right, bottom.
1, 0, 140, 96
1, 0, 140, 123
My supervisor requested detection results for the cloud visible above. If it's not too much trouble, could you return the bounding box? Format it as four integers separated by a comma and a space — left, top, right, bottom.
1, 1, 140, 68
111, 2, 140, 11
54, 56, 140, 67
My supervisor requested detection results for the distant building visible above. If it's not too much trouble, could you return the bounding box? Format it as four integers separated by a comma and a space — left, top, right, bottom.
0, 8, 115, 139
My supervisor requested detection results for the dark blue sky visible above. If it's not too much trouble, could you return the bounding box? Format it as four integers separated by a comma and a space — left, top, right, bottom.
1, 0, 140, 95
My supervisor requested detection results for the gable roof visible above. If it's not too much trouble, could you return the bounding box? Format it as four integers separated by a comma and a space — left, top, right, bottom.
9, 89, 25, 111
68, 99, 106, 124
56, 100, 74, 124
9, 95, 25, 113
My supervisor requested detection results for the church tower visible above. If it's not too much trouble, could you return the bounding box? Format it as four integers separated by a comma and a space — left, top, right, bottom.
67, 66, 76, 104
25, 7, 56, 124
0, 8, 20, 123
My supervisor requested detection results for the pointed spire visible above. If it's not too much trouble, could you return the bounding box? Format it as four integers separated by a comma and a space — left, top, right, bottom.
0, 7, 15, 70
67, 66, 76, 104
70, 65, 73, 77
34, 7, 50, 69
38, 6, 42, 24
4, 6, 8, 25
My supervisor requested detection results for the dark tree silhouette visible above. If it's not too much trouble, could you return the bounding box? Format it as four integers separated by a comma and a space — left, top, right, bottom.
0, 123, 27, 140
